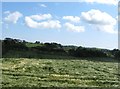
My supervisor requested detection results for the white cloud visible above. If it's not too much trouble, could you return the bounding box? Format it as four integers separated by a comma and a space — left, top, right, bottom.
81, 9, 116, 25
25, 16, 61, 29
81, 9, 117, 34
30, 14, 52, 21
63, 16, 80, 23
64, 22, 85, 32
40, 4, 47, 7
4, 11, 23, 24
80, 0, 118, 5
96, 25, 117, 34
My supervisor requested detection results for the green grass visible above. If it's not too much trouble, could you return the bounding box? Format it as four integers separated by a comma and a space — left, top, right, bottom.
25, 43, 43, 47
2, 58, 120, 88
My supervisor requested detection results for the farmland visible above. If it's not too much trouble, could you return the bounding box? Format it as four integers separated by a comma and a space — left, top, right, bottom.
1, 38, 120, 88
2, 58, 119, 88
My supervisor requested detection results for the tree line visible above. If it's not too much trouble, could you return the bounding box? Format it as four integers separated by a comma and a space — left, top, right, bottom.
2, 38, 120, 59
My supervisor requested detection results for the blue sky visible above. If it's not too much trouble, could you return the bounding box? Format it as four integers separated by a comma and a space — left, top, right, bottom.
2, 1, 118, 49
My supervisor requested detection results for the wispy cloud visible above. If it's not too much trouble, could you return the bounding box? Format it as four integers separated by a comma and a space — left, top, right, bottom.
81, 9, 117, 34
4, 11, 10, 14
80, 0, 118, 5
40, 4, 47, 8
4, 11, 23, 24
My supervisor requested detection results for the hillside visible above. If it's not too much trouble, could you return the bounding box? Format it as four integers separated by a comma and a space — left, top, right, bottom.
2, 38, 120, 59
1, 38, 120, 88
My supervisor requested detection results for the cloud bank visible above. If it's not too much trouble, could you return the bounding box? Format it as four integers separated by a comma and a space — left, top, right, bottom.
81, 9, 117, 34
29, 14, 52, 21
63, 16, 80, 23
64, 23, 85, 32
25, 16, 61, 29
3, 9, 117, 34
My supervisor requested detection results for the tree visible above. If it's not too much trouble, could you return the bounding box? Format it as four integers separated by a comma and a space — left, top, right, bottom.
2, 38, 28, 55
73, 46, 107, 57
113, 49, 120, 59
35, 41, 40, 44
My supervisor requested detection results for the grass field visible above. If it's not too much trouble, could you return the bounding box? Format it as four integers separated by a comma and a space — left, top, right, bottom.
1, 58, 120, 88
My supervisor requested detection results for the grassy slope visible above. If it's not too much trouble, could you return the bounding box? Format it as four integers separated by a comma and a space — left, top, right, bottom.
25, 43, 43, 47
2, 58, 119, 88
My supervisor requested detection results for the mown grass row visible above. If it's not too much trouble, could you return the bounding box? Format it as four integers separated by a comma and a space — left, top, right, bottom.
2, 58, 120, 88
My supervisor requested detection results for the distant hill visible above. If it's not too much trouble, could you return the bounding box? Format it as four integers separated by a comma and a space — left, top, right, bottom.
2, 38, 120, 59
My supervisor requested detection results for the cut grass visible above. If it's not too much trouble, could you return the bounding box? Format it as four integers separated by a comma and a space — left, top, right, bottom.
2, 58, 119, 87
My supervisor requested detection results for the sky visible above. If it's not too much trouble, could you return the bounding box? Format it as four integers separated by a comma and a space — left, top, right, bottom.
1, 0, 119, 50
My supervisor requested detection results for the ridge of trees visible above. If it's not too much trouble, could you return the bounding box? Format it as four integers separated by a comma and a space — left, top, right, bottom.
2, 38, 120, 58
